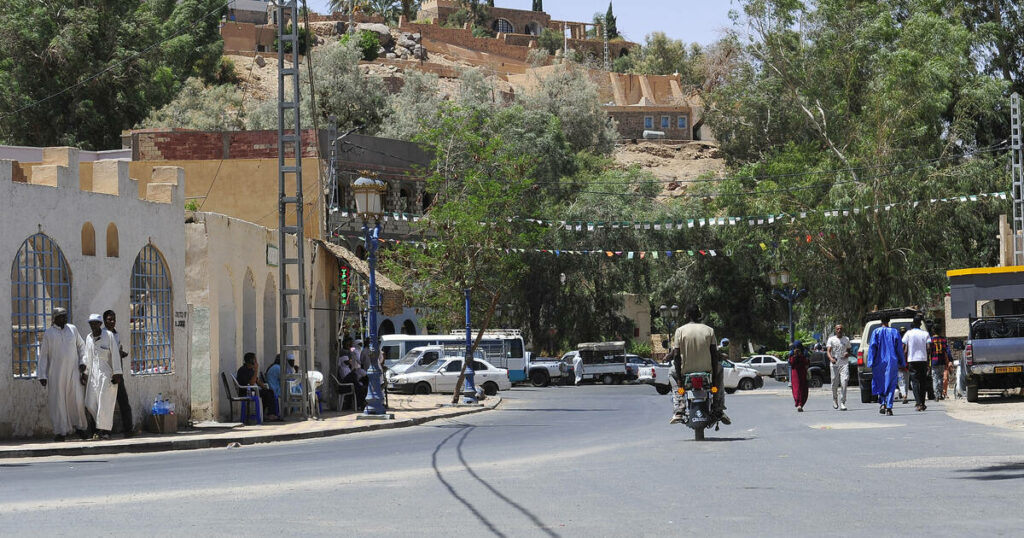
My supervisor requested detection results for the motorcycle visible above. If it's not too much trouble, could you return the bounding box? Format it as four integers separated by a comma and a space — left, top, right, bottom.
675, 372, 721, 441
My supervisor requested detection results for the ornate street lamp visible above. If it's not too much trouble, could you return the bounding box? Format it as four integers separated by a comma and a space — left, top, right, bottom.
769, 270, 805, 346
352, 176, 389, 416
660, 304, 680, 334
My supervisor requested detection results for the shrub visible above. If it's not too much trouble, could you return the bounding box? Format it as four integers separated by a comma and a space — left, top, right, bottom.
215, 57, 239, 84
628, 340, 652, 358
341, 30, 381, 62
537, 28, 562, 55
273, 23, 311, 55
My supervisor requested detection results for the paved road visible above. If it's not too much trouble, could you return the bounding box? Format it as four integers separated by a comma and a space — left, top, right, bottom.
2, 383, 1024, 537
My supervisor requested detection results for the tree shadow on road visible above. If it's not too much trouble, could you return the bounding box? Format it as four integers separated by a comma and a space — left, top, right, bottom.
955, 462, 1024, 481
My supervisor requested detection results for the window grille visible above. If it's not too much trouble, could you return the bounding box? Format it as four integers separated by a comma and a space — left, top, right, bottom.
130, 245, 173, 374
493, 18, 514, 34
10, 233, 72, 378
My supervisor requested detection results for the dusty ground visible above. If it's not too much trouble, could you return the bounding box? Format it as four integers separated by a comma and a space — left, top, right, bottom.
612, 140, 727, 198
943, 391, 1024, 430
226, 53, 291, 103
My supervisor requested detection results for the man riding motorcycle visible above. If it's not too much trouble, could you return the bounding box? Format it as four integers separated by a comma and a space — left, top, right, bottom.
669, 304, 731, 425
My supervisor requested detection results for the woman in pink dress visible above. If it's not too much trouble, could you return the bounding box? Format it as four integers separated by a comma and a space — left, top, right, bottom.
788, 341, 809, 411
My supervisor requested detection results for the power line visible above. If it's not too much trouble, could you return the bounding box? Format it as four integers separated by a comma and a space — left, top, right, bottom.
0, 0, 235, 121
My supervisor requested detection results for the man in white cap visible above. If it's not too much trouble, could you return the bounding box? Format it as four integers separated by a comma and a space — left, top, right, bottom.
37, 307, 89, 441
83, 313, 120, 439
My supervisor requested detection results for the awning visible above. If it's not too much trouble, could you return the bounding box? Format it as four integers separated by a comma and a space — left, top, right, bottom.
946, 266, 1024, 318
315, 240, 405, 317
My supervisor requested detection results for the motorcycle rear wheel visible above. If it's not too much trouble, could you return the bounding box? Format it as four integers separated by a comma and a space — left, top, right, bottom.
694, 427, 705, 441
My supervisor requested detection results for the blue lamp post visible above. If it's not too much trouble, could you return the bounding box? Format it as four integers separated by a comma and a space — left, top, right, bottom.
769, 270, 806, 345
353, 176, 388, 416
462, 288, 478, 404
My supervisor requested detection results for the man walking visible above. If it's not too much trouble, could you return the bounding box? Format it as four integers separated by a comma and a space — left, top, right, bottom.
826, 324, 850, 411
103, 310, 134, 436
83, 314, 119, 439
37, 308, 89, 441
670, 304, 730, 425
903, 316, 931, 411
928, 323, 952, 401
868, 314, 905, 416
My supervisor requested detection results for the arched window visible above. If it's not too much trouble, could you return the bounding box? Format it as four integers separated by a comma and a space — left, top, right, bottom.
11, 233, 72, 378
106, 223, 119, 257
130, 245, 173, 374
525, 21, 542, 36
493, 18, 514, 34
81, 223, 96, 256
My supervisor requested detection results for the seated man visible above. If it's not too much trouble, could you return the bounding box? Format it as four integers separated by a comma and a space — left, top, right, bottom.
669, 304, 730, 425
236, 352, 277, 421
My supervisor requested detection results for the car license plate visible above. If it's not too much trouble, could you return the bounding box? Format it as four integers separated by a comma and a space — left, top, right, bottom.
994, 366, 1022, 374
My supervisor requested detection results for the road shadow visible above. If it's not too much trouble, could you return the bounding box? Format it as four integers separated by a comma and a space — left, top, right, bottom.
955, 462, 1024, 481
691, 436, 753, 442
0, 463, 30, 467
457, 426, 561, 538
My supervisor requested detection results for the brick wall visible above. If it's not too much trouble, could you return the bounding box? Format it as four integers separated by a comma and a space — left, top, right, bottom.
129, 130, 320, 161
609, 108, 693, 141
401, 22, 532, 61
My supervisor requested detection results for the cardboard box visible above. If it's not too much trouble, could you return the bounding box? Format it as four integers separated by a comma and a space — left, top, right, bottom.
145, 414, 178, 434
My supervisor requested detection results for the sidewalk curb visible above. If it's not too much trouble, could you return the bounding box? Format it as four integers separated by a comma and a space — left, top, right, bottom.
0, 397, 501, 459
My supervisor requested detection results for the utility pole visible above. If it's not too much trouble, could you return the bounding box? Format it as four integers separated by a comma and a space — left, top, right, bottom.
276, 0, 311, 419
1011, 93, 1023, 266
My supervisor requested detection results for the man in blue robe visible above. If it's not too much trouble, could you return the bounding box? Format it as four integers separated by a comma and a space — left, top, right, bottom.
868, 314, 905, 415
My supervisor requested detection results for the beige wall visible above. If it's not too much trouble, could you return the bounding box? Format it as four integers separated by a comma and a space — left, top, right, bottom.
185, 212, 338, 421
1, 150, 188, 438
130, 158, 323, 239
619, 293, 651, 345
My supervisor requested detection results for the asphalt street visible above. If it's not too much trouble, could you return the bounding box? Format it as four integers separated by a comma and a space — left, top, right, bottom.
2, 382, 1023, 537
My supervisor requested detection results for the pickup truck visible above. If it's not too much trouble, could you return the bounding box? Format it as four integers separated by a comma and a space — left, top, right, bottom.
962, 315, 1024, 402
574, 341, 630, 384
637, 360, 762, 394
526, 355, 571, 387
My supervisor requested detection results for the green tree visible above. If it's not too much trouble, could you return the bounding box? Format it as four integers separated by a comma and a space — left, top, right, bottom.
520, 64, 619, 154
697, 0, 1009, 328
533, 0, 543, 12
341, 29, 381, 61
384, 102, 537, 402
538, 28, 563, 55
605, 1, 618, 39
446, 0, 492, 36
274, 22, 312, 55
0, 0, 225, 150
137, 78, 245, 131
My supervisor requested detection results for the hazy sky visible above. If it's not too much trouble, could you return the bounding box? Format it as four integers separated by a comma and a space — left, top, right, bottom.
304, 1, 740, 46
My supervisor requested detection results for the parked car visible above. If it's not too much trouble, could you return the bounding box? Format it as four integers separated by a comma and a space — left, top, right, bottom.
526, 355, 572, 387
740, 354, 786, 377
624, 354, 657, 380
636, 362, 673, 394
387, 357, 510, 396
722, 360, 764, 393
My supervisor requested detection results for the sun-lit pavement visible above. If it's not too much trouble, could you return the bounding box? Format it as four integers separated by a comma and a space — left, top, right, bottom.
2, 383, 1022, 537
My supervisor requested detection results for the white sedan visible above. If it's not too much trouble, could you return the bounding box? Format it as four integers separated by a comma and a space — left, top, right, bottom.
739, 354, 786, 377
722, 360, 763, 392
387, 357, 511, 396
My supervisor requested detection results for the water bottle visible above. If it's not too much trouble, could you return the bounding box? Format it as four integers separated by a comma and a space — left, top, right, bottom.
152, 393, 163, 415
168, 400, 175, 415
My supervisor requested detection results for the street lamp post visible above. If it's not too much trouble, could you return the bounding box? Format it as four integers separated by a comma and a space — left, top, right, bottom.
660, 304, 680, 335
462, 288, 478, 404
769, 270, 806, 345
352, 176, 389, 416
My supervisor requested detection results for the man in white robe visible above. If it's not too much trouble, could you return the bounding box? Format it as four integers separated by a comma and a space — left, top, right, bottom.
573, 353, 585, 385
83, 314, 120, 439
37, 308, 89, 441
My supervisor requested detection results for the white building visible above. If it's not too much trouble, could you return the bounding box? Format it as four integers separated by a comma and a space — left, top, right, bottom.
1, 148, 187, 438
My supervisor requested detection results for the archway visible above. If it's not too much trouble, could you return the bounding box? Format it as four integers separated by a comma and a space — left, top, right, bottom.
130, 244, 173, 373
401, 319, 416, 335
10, 233, 72, 378
525, 21, 542, 36
262, 274, 277, 366
216, 268, 237, 418
242, 269, 256, 359
379, 319, 396, 336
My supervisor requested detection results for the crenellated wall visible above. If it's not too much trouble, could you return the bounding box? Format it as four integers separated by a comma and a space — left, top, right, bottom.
0, 148, 188, 438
